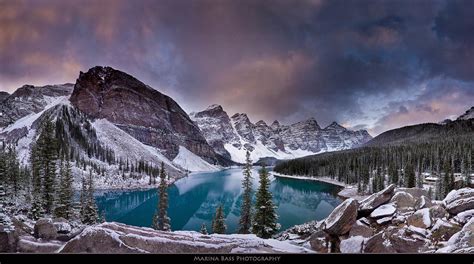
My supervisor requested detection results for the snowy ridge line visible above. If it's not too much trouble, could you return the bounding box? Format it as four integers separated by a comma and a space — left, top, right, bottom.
0, 96, 70, 133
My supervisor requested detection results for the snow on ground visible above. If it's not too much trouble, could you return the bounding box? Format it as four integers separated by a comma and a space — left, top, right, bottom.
271, 172, 347, 187
62, 222, 313, 253
271, 172, 370, 201
172, 146, 219, 172
92, 119, 179, 171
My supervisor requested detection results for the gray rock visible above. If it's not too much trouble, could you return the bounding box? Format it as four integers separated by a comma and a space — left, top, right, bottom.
431, 219, 462, 242
437, 218, 474, 253
34, 218, 58, 240
323, 198, 359, 236
359, 184, 396, 215
340, 236, 365, 253
0, 225, 18, 252
363, 232, 396, 253
370, 203, 396, 219
17, 236, 63, 253
349, 221, 374, 238
61, 222, 310, 253
407, 208, 432, 229
309, 230, 329, 253
387, 227, 428, 253
390, 191, 416, 212
415, 195, 433, 210
429, 205, 449, 220
396, 188, 429, 200
443, 188, 474, 215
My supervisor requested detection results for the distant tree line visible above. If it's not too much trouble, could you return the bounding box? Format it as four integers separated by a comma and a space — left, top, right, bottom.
274, 135, 473, 199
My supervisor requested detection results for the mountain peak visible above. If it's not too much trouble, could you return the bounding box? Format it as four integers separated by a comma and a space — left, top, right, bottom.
270, 120, 280, 129
206, 104, 223, 111
70, 66, 217, 161
457, 106, 474, 120
325, 121, 346, 130
255, 120, 267, 126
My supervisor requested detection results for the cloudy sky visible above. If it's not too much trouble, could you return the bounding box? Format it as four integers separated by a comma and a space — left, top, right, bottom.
1, 0, 473, 136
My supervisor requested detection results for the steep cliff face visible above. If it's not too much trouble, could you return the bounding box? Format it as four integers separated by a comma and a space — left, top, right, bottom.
191, 105, 372, 163
69, 66, 218, 163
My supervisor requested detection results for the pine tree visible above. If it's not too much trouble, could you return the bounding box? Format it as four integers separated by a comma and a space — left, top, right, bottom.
82, 170, 98, 224
405, 163, 416, 188
238, 150, 253, 234
56, 158, 73, 219
252, 166, 279, 238
442, 158, 454, 198
200, 223, 208, 235
212, 204, 226, 234
39, 120, 58, 214
152, 162, 171, 231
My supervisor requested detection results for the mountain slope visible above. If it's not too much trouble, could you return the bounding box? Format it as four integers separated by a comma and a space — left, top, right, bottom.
191, 105, 372, 163
364, 118, 474, 147
69, 66, 220, 164
458, 106, 474, 121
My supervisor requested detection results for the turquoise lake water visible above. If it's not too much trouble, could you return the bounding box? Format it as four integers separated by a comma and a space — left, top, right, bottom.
95, 168, 342, 233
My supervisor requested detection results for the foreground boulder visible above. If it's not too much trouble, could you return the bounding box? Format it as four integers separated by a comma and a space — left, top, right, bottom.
359, 184, 396, 215
443, 188, 474, 215
323, 198, 358, 236
34, 218, 58, 240
0, 225, 18, 252
60, 222, 312, 253
437, 218, 474, 253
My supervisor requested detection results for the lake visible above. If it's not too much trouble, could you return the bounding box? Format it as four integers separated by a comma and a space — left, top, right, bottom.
95, 168, 342, 233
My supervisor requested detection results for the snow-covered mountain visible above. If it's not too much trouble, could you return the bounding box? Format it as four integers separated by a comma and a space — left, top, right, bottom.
190, 105, 372, 163
0, 67, 222, 190
458, 106, 474, 120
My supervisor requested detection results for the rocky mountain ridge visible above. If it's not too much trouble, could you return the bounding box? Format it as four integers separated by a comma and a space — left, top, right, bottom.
190, 104, 372, 163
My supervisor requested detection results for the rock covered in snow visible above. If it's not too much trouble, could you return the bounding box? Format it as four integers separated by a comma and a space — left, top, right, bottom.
60, 222, 312, 254
407, 208, 432, 229
323, 198, 358, 236
17, 235, 64, 253
340, 235, 365, 253
358, 184, 396, 215
370, 203, 396, 218
443, 188, 474, 215
390, 191, 416, 212
437, 218, 474, 253
431, 219, 462, 242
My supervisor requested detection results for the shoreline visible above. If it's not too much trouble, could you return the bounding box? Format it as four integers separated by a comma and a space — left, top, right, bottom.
271, 172, 368, 201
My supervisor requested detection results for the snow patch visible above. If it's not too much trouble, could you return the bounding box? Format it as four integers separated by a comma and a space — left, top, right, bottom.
172, 146, 219, 172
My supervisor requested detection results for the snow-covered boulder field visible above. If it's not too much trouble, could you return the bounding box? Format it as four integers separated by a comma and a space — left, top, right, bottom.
276, 187, 474, 253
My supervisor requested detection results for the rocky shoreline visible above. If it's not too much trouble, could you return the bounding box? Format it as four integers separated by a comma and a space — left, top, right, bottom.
276, 185, 474, 253
271, 172, 369, 201
1, 185, 472, 253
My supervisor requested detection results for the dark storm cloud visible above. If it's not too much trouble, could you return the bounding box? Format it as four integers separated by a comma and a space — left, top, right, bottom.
1, 0, 473, 135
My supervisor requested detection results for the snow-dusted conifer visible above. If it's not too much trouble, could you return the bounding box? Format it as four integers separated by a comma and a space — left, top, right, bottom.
152, 162, 171, 231
212, 204, 226, 234
238, 150, 253, 234
252, 166, 279, 238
